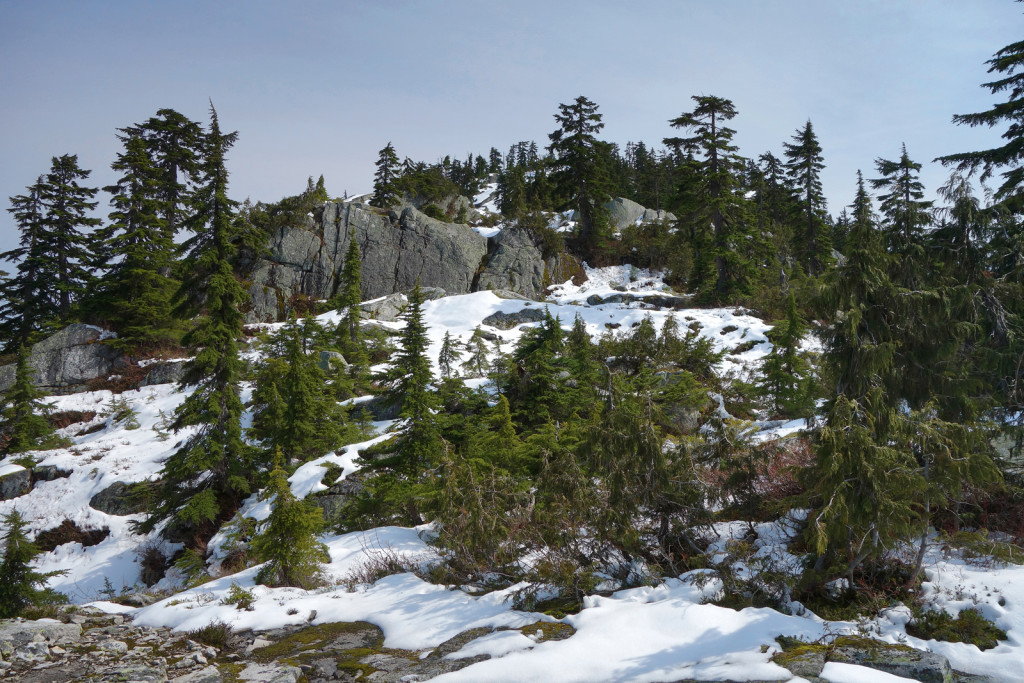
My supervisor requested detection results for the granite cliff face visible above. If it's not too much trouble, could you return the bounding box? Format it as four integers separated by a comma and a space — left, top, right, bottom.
243, 200, 583, 322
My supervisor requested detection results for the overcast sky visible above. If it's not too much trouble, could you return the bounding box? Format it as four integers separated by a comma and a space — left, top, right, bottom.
0, 1, 1019, 257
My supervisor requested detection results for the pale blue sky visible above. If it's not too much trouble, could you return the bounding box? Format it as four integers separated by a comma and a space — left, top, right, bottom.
0, 1, 1019, 255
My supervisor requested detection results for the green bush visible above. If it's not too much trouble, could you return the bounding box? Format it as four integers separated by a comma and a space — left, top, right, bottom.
421, 203, 446, 221
221, 582, 256, 611
907, 607, 1006, 650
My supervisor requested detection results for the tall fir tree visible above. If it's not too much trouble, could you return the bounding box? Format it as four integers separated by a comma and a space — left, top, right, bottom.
548, 96, 612, 258
129, 109, 204, 239
937, 37, 1024, 207
377, 283, 440, 475
39, 155, 102, 321
372, 142, 400, 208
0, 178, 51, 349
0, 156, 100, 346
665, 96, 760, 300
88, 132, 179, 352
871, 144, 933, 289
784, 120, 832, 276
143, 105, 252, 538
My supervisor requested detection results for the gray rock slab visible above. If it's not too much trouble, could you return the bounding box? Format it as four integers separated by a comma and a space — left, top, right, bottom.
481, 307, 547, 330
0, 621, 82, 647
0, 324, 122, 392
237, 661, 301, 682
172, 664, 221, 682
0, 467, 32, 500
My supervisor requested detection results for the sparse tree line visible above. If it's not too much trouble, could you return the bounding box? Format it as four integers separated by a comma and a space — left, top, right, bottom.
0, 31, 1023, 625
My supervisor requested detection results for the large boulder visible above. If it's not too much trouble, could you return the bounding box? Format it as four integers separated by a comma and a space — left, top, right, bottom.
606, 197, 676, 231
0, 324, 123, 393
0, 464, 31, 500
477, 227, 585, 300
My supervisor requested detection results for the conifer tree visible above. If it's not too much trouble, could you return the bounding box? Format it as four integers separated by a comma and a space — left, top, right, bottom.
129, 108, 204, 239
0, 510, 66, 618
335, 229, 363, 344
758, 291, 815, 418
784, 120, 831, 275
548, 96, 612, 258
252, 451, 329, 588
0, 345, 61, 455
461, 326, 490, 378
251, 317, 345, 463
143, 105, 252, 537
89, 132, 179, 352
803, 181, 914, 581
438, 331, 461, 379
937, 37, 1024, 206
0, 156, 100, 345
0, 178, 51, 349
665, 96, 758, 300
871, 144, 933, 288
372, 142, 400, 208
377, 283, 440, 474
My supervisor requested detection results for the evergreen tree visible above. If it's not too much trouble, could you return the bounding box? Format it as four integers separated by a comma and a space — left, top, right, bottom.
377, 283, 440, 474
89, 132, 179, 352
871, 144, 933, 288
0, 510, 66, 618
758, 291, 815, 418
548, 96, 612, 258
784, 120, 831, 275
40, 155, 102, 320
0, 178, 51, 349
129, 108, 204, 238
461, 326, 490, 377
665, 96, 759, 300
252, 451, 329, 588
0, 156, 100, 344
251, 317, 346, 463
0, 346, 61, 455
144, 105, 252, 537
438, 331, 461, 379
372, 142, 400, 208
937, 37, 1024, 206
334, 229, 363, 343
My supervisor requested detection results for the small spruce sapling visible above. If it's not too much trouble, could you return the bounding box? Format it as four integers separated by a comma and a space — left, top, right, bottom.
1, 345, 63, 454
438, 331, 461, 379
252, 451, 329, 589
0, 510, 67, 618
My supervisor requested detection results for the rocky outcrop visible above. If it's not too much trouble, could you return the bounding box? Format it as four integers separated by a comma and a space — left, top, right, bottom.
586, 292, 691, 309
606, 197, 676, 231
0, 324, 123, 393
244, 202, 488, 322
771, 635, 986, 683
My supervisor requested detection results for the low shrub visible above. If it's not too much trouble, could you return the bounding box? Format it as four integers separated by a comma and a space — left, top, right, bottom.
907, 607, 1007, 650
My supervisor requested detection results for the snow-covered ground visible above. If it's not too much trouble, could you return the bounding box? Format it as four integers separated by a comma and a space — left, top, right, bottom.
3, 265, 1023, 681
